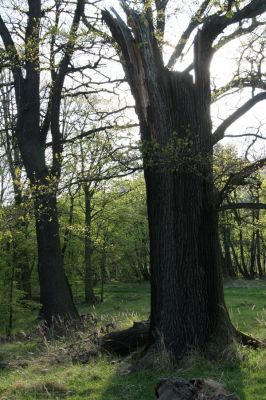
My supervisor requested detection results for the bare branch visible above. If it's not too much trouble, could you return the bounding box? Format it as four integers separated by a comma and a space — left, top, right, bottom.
212, 74, 266, 102
212, 92, 266, 145
214, 18, 265, 52
50, 0, 85, 176
46, 123, 139, 147
224, 132, 266, 140
155, 0, 169, 42
0, 14, 23, 105
82, 14, 113, 44
197, 0, 266, 69
219, 156, 266, 202
167, 0, 211, 69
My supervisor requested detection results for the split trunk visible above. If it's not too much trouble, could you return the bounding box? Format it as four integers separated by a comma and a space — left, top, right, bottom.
103, 9, 234, 358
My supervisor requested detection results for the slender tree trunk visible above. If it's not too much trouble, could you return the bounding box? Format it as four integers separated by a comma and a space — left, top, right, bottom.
12, 213, 32, 299
84, 186, 96, 304
254, 198, 263, 278
3, 99, 32, 299
256, 230, 263, 277
249, 230, 256, 279
229, 236, 247, 278
140, 260, 150, 281
100, 250, 106, 303
62, 193, 75, 261
221, 225, 235, 278
14, 240, 32, 299
6, 241, 15, 338
239, 230, 250, 279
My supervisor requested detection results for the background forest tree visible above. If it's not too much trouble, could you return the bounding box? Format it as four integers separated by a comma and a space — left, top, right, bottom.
0, 0, 137, 324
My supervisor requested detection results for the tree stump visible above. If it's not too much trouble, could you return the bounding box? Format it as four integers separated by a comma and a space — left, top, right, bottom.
155, 379, 239, 400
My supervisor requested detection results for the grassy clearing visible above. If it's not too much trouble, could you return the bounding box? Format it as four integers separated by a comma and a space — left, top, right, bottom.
224, 282, 266, 339
79, 282, 150, 329
0, 281, 265, 400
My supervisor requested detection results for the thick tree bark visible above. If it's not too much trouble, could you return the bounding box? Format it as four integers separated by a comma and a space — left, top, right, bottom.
102, 7, 235, 358
35, 190, 78, 323
146, 146, 231, 355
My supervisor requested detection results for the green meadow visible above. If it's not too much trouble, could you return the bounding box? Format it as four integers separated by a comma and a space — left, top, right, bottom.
0, 281, 265, 400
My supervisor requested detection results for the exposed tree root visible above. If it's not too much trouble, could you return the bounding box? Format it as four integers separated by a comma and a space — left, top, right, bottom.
100, 321, 150, 356
99, 321, 265, 358
235, 329, 265, 349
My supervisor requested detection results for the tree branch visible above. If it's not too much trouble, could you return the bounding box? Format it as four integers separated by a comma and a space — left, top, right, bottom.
212, 74, 266, 102
167, 0, 211, 69
212, 92, 266, 145
219, 157, 266, 202
202, 0, 266, 45
214, 18, 265, 52
0, 14, 23, 105
155, 0, 169, 43
82, 14, 113, 44
220, 202, 266, 211
50, 0, 85, 176
46, 123, 139, 147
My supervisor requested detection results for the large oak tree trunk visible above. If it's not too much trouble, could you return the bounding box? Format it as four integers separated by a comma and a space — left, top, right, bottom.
103, 7, 234, 358
145, 76, 232, 355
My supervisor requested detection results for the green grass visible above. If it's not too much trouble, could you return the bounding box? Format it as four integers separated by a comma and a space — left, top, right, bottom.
0, 281, 265, 400
224, 282, 266, 338
79, 282, 150, 328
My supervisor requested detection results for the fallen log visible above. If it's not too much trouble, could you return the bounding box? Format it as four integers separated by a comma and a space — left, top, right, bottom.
100, 321, 150, 356
155, 379, 239, 400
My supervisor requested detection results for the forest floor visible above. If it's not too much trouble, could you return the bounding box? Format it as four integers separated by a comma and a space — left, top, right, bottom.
0, 280, 265, 399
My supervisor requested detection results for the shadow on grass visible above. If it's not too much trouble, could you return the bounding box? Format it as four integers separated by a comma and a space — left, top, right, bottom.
100, 346, 247, 400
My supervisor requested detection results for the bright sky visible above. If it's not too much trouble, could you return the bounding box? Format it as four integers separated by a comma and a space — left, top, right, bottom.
0, 0, 265, 161
102, 0, 266, 159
